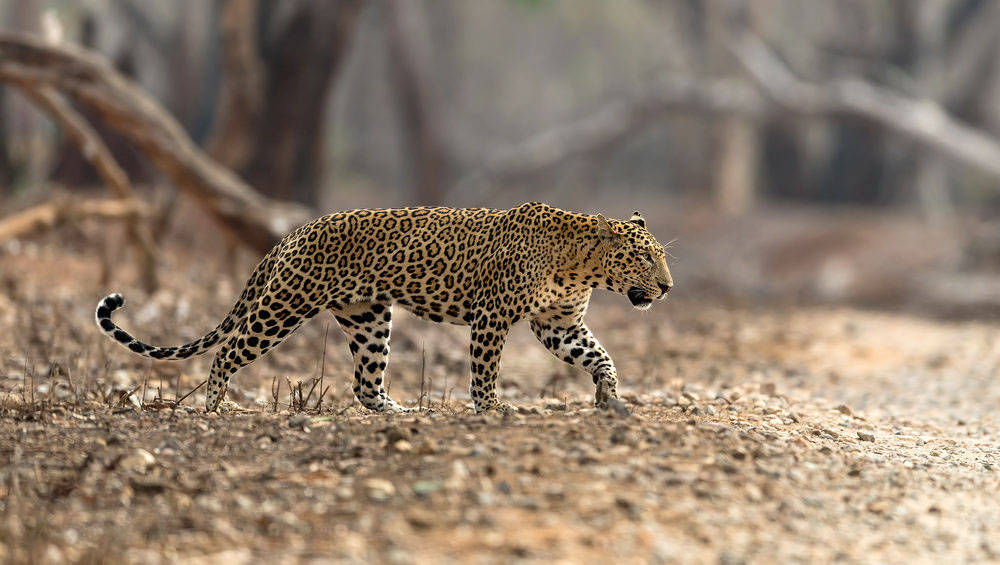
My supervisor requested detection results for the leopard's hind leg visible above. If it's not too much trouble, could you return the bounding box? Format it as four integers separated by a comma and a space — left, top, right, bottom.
332, 302, 409, 412
204, 295, 321, 412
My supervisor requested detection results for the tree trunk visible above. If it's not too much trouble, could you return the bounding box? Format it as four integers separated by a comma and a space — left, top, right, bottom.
239, 0, 364, 205
705, 0, 758, 215
714, 116, 758, 214
0, 88, 16, 192
205, 0, 262, 172
387, 0, 448, 205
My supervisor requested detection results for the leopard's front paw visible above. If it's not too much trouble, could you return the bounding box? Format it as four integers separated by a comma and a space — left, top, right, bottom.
594, 379, 619, 408
383, 401, 413, 413
361, 396, 413, 413
476, 401, 518, 415
217, 399, 242, 413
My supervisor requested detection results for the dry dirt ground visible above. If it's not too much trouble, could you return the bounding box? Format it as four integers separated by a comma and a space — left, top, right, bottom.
2, 216, 1000, 564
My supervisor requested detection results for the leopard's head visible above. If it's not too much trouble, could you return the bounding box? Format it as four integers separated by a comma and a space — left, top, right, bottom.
595, 212, 673, 310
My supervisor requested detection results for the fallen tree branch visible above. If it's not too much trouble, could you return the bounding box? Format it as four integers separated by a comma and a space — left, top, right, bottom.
0, 34, 312, 253
0, 197, 149, 245
14, 82, 159, 291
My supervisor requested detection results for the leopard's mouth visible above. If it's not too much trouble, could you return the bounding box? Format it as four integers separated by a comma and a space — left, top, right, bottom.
627, 287, 653, 309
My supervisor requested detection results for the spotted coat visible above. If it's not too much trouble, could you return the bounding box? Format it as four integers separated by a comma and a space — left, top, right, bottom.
95, 202, 673, 413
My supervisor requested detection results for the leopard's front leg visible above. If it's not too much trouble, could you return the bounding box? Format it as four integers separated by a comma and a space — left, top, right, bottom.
469, 311, 514, 413
530, 316, 620, 408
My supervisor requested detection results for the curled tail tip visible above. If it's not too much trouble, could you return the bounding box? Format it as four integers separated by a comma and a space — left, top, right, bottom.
99, 293, 125, 311
96, 293, 125, 332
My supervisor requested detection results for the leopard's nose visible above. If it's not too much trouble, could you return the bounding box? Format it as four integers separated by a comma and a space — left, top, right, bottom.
658, 282, 672, 294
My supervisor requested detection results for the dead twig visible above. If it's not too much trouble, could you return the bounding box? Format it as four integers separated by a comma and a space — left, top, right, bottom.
302, 377, 321, 413
140, 368, 149, 407
440, 367, 448, 409
174, 379, 207, 407
316, 385, 331, 409
418, 341, 427, 411
115, 383, 142, 410
285, 377, 296, 411
271, 376, 280, 413
316, 322, 330, 411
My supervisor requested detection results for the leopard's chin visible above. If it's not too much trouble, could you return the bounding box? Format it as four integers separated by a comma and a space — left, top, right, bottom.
627, 287, 653, 309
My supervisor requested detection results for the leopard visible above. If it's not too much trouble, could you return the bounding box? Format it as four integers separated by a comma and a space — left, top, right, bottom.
95, 202, 673, 414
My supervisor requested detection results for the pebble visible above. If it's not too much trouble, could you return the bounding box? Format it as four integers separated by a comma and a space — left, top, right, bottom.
118, 448, 156, 474
412, 480, 443, 497
334, 485, 354, 500
610, 428, 640, 447
405, 508, 438, 529
392, 439, 413, 453
857, 431, 875, 442
604, 397, 631, 417
364, 478, 396, 501
126, 392, 142, 411
444, 461, 470, 490
415, 438, 439, 455
385, 426, 411, 444
768, 418, 783, 427
288, 414, 311, 429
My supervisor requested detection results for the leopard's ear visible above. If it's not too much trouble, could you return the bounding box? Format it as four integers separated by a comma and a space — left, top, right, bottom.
629, 211, 646, 229
597, 214, 622, 247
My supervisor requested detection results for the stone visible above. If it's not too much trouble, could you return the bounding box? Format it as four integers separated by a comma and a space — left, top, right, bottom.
288, 414, 311, 429
385, 426, 411, 444
118, 448, 155, 474
364, 478, 396, 501
604, 397, 631, 417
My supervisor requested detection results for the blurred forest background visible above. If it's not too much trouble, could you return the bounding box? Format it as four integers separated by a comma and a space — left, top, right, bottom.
4, 3, 1000, 562
2, 0, 1000, 310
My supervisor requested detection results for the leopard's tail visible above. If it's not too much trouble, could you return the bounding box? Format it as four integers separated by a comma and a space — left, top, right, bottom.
95, 246, 280, 360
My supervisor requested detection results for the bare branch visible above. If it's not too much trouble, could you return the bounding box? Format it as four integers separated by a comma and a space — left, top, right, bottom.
456, 76, 761, 192
732, 33, 1000, 183
463, 33, 1000, 195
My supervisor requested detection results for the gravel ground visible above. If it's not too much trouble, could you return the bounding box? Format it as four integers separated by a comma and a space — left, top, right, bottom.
2, 387, 998, 564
